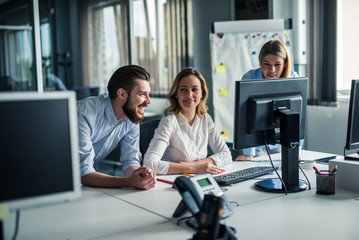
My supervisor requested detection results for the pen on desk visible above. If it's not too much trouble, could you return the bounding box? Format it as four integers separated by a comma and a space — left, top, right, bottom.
330, 166, 338, 175
313, 166, 322, 175
157, 178, 174, 185
182, 173, 193, 177
329, 165, 338, 174
330, 168, 338, 175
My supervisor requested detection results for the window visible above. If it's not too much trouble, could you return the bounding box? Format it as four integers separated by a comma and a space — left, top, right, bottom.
307, 0, 337, 106
2, 22, 52, 91
82, 0, 193, 96
3, 27, 33, 90
0, 0, 54, 92
338, 0, 359, 91
85, 1, 127, 92
307, 0, 359, 106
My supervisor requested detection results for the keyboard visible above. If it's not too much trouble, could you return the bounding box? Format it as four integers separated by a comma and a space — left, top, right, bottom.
214, 166, 277, 186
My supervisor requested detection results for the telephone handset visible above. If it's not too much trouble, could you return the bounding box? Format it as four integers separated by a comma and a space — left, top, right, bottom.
172, 173, 234, 219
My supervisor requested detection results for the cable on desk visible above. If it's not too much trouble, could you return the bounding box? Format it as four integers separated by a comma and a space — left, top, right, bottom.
298, 164, 311, 190
264, 137, 288, 195
177, 216, 198, 230
229, 201, 239, 207
12, 210, 20, 240
185, 218, 198, 230
176, 216, 192, 226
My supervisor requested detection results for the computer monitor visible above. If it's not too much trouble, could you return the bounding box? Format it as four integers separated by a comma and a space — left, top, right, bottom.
345, 79, 359, 160
0, 92, 81, 213
233, 77, 308, 193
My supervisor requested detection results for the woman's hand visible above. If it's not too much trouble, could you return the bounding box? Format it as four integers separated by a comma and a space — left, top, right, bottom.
234, 155, 253, 161
179, 160, 225, 175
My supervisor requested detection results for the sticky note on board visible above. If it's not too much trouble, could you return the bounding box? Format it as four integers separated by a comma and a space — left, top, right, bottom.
215, 64, 225, 73
220, 131, 229, 141
0, 203, 9, 220
218, 88, 227, 96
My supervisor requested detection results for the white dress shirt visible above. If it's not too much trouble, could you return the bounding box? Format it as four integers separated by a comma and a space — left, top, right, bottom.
143, 113, 232, 174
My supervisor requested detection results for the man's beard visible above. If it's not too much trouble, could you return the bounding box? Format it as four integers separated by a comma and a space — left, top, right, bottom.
122, 98, 145, 124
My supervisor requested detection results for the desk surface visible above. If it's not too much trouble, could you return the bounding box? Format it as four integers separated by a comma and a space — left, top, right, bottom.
4, 188, 170, 240
3, 150, 359, 240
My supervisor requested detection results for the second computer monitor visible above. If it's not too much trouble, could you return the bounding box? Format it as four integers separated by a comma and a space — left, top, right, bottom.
0, 92, 81, 212
345, 79, 359, 160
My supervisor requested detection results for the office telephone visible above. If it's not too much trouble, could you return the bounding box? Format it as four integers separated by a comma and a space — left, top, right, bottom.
193, 195, 237, 240
172, 173, 234, 219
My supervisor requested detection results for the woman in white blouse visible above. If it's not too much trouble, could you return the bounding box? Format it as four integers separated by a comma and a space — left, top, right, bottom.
143, 68, 232, 175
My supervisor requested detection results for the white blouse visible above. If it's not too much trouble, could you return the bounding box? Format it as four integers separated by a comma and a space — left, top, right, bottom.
143, 113, 232, 174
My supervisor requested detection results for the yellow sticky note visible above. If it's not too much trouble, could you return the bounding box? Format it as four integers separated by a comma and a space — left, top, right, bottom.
220, 130, 229, 141
215, 64, 225, 73
0, 203, 9, 220
218, 88, 227, 96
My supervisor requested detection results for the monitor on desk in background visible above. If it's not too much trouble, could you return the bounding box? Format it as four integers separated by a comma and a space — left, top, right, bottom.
345, 79, 359, 160
233, 77, 308, 193
0, 92, 81, 212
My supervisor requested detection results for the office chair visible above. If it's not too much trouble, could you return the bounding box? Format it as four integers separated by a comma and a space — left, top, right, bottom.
97, 143, 123, 176
140, 119, 160, 158
73, 86, 100, 100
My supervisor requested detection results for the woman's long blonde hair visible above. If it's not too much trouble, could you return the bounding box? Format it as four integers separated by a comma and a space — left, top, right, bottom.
259, 40, 292, 78
164, 68, 208, 117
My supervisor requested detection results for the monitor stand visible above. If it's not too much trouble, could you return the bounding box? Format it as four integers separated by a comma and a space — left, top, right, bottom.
1, 220, 3, 240
254, 109, 308, 193
344, 151, 359, 161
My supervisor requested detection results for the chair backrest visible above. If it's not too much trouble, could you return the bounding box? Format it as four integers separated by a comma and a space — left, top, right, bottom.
140, 119, 161, 157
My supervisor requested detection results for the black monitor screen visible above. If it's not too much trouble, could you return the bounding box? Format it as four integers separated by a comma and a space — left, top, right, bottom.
345, 80, 359, 150
233, 77, 308, 150
0, 92, 81, 211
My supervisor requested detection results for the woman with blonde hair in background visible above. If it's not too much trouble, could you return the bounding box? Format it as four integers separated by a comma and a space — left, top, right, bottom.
235, 39, 301, 161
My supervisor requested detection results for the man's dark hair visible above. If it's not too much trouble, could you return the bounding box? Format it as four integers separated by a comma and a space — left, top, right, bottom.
107, 65, 150, 99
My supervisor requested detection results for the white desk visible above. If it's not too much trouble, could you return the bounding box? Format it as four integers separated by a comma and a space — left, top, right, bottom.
3, 150, 359, 240
3, 188, 170, 240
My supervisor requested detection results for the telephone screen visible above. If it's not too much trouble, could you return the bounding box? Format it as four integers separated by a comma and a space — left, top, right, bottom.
197, 178, 212, 187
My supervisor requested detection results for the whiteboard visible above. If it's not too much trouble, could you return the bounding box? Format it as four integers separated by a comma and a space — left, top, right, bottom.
210, 30, 294, 142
